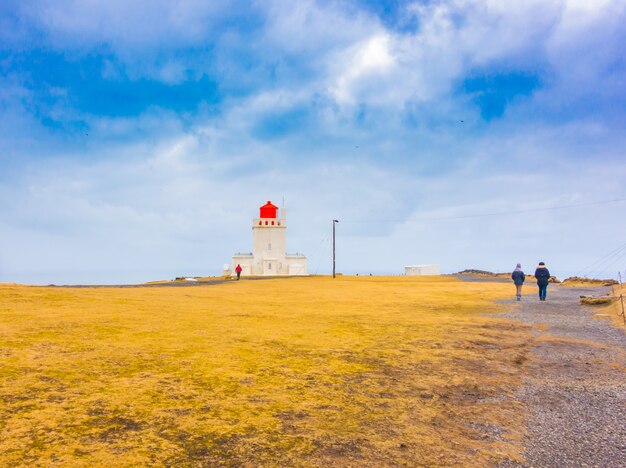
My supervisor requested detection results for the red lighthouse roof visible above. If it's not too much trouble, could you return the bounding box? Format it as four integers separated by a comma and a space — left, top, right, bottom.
259, 201, 278, 218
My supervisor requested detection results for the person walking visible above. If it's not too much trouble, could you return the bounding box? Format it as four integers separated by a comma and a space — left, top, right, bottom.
511, 263, 525, 301
534, 261, 551, 301
235, 264, 242, 281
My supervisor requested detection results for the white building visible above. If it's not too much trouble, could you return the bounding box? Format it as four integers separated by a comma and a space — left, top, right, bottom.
230, 201, 307, 277
404, 264, 440, 276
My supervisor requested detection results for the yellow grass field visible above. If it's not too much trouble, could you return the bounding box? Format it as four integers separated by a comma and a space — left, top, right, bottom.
0, 276, 532, 466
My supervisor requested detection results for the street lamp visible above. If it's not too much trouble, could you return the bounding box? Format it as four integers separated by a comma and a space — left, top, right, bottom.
332, 219, 339, 278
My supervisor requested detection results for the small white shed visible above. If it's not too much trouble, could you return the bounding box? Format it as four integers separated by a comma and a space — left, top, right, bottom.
288, 263, 306, 275
404, 264, 440, 276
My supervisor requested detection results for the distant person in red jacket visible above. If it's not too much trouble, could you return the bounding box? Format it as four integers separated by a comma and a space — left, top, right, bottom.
534, 262, 551, 301
235, 264, 242, 280
511, 263, 525, 301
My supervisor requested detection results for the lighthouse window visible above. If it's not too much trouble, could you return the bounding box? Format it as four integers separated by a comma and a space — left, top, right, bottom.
268, 263, 272, 270
271, 221, 274, 225
277, 221, 281, 225
258, 221, 262, 225
265, 221, 268, 225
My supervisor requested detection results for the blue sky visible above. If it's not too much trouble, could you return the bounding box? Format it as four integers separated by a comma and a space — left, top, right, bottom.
1, 0, 625, 284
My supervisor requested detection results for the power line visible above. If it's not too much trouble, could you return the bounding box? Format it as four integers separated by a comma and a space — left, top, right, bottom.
589, 247, 626, 279
580, 242, 626, 273
312, 236, 330, 274
341, 198, 626, 224
574, 241, 626, 278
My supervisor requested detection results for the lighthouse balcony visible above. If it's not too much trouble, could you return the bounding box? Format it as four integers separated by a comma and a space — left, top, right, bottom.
253, 218, 285, 227
285, 252, 306, 258
233, 252, 253, 258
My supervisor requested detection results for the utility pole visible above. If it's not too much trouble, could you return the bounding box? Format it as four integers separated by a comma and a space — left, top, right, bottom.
332, 219, 339, 278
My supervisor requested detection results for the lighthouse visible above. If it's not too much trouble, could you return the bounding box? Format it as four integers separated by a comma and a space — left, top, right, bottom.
231, 201, 307, 276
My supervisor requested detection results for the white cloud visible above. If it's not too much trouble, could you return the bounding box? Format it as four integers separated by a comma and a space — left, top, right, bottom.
554, 0, 624, 39
319, 0, 624, 111
261, 0, 373, 54
545, 0, 625, 93
331, 34, 396, 104
20, 0, 231, 48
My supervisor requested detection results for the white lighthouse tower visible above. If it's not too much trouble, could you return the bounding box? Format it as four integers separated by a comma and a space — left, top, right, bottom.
231, 201, 307, 276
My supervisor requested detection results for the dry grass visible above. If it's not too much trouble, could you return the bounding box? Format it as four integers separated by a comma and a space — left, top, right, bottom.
581, 284, 626, 328
0, 276, 532, 466
580, 296, 617, 306
607, 284, 626, 328
455, 269, 511, 279
561, 277, 618, 287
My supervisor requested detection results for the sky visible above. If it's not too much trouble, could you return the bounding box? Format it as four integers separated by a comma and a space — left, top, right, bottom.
1, 0, 625, 285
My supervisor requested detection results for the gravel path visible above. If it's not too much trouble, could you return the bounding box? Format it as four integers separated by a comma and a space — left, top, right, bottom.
499, 284, 626, 467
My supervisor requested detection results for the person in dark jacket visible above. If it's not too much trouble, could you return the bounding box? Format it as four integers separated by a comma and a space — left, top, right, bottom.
511, 263, 525, 301
534, 262, 551, 301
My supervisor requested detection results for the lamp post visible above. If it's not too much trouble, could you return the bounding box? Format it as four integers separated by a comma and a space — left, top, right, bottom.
332, 219, 339, 278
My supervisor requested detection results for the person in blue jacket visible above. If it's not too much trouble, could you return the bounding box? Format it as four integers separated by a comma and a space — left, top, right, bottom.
511, 263, 525, 301
534, 262, 551, 301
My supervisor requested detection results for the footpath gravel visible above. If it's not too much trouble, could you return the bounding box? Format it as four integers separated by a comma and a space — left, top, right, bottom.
498, 284, 626, 467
